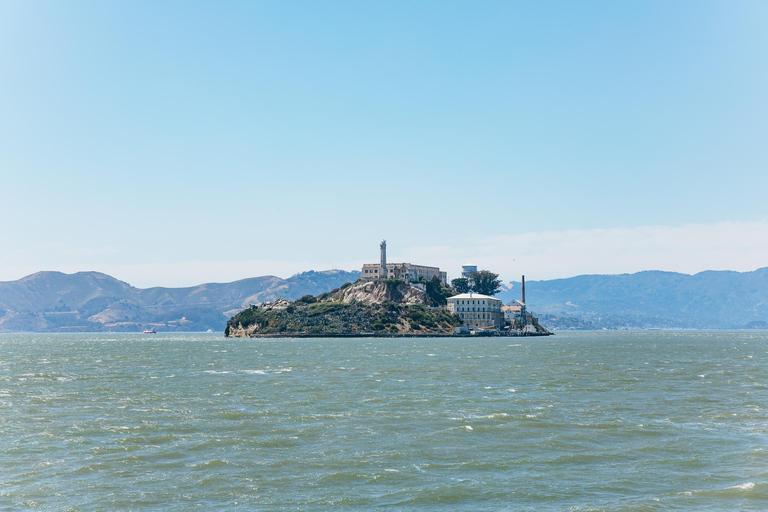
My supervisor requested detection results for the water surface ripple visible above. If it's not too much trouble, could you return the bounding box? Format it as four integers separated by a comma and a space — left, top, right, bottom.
1, 331, 767, 510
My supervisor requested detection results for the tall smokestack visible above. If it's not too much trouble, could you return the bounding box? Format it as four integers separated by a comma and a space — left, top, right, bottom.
521, 275, 526, 304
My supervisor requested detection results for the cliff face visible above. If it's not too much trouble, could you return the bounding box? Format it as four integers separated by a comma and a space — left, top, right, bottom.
225, 323, 251, 338
339, 280, 426, 305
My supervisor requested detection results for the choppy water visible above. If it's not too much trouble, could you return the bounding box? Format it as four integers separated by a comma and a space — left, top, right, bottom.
1, 331, 767, 510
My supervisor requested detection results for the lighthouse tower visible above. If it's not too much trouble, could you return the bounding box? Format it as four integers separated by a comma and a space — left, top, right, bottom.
380, 240, 387, 280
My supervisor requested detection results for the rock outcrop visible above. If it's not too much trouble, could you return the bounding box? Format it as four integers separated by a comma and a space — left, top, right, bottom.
338, 280, 426, 305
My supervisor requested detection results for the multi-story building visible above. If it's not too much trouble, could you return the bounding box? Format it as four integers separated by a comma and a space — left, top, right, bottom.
361, 240, 447, 285
447, 293, 503, 331
361, 262, 447, 284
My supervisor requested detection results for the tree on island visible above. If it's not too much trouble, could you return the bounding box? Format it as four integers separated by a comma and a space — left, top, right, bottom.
450, 277, 471, 293
469, 270, 502, 296
426, 276, 455, 306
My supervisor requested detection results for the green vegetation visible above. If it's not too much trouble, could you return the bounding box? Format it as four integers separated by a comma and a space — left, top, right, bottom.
469, 270, 502, 296
426, 276, 455, 306
315, 287, 342, 301
383, 278, 404, 294
450, 277, 470, 293
306, 301, 349, 316
226, 284, 462, 337
450, 271, 502, 296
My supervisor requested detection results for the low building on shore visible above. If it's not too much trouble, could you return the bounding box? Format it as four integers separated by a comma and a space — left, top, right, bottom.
502, 302, 532, 324
503, 276, 531, 325
502, 304, 522, 321
447, 293, 503, 332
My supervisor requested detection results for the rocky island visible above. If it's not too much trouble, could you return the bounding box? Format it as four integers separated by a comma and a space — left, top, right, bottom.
225, 277, 551, 338
226, 242, 551, 338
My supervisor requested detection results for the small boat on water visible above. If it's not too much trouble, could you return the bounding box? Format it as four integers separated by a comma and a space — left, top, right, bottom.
143, 328, 156, 334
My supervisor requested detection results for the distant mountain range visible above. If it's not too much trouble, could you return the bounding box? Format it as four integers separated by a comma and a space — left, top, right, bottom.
1, 267, 766, 332
0, 270, 360, 332
496, 268, 768, 330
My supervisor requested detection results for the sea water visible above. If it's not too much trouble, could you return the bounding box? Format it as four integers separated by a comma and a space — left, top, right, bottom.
1, 331, 767, 510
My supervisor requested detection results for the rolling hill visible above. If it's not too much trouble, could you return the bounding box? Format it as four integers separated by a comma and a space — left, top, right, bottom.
497, 268, 768, 329
0, 270, 360, 332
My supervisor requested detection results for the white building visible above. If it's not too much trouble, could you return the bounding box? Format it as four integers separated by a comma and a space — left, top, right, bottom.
447, 293, 503, 331
502, 305, 522, 321
502, 302, 532, 324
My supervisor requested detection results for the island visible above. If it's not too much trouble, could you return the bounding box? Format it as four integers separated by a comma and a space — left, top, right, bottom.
225, 275, 551, 338
226, 241, 551, 338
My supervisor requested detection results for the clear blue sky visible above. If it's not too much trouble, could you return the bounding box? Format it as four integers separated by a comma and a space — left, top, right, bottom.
1, 1, 767, 286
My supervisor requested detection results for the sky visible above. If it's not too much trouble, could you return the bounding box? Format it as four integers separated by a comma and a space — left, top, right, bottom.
1, 0, 767, 287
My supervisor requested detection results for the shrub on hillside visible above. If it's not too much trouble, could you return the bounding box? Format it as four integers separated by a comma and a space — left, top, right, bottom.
306, 301, 349, 317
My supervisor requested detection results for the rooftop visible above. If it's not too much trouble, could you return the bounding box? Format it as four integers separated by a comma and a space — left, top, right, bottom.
449, 293, 501, 301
